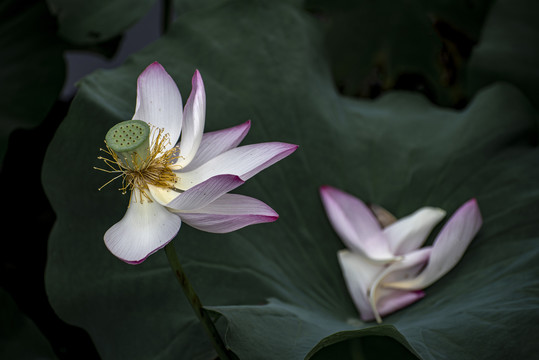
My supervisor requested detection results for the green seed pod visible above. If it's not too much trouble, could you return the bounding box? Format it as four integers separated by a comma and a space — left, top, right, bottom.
105, 120, 150, 168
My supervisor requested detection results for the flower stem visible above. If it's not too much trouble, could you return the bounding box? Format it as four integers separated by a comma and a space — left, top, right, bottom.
161, 0, 173, 34
164, 242, 233, 360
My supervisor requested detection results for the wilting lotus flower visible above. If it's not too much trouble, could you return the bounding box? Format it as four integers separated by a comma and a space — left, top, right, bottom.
319, 185, 482, 323
96, 62, 297, 264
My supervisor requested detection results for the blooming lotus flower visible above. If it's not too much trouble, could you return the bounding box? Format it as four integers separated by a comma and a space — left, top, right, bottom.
96, 62, 297, 264
319, 185, 482, 323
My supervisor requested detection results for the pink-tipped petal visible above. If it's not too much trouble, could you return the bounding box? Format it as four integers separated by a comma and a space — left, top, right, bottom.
337, 250, 385, 321
132, 62, 183, 148
178, 194, 279, 233
320, 186, 395, 261
176, 142, 298, 189
376, 290, 425, 319
369, 247, 432, 322
162, 174, 245, 211
179, 120, 251, 171
385, 199, 482, 290
384, 207, 446, 255
175, 70, 206, 168
104, 190, 181, 264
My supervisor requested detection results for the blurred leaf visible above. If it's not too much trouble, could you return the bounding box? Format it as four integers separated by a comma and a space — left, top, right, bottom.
0, 0, 65, 169
46, 0, 156, 44
468, 0, 539, 109
304, 0, 494, 107
0, 288, 57, 359
43, 1, 539, 359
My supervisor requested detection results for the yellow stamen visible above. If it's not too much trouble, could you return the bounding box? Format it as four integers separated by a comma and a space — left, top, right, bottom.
94, 125, 181, 203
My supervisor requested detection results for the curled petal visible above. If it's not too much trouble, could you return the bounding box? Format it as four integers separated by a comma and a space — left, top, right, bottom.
375, 289, 425, 322
178, 120, 251, 171
384, 207, 446, 255
151, 174, 245, 211
175, 70, 206, 168
320, 186, 395, 261
176, 142, 298, 189
384, 199, 482, 290
104, 190, 181, 264
177, 194, 278, 233
132, 62, 183, 148
369, 247, 432, 323
337, 250, 385, 321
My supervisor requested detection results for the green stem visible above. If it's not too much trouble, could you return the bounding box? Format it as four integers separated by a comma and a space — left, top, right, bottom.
164, 242, 232, 360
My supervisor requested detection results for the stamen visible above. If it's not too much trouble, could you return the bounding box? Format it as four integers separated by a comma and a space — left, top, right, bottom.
95, 121, 181, 203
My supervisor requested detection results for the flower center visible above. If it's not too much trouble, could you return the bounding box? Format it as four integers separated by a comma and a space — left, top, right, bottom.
95, 120, 179, 202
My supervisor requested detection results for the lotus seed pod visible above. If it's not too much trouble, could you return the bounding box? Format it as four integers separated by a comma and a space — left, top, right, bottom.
105, 120, 150, 168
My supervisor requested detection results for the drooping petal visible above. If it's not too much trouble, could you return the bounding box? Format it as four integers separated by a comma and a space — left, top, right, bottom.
375, 289, 425, 321
132, 62, 183, 148
384, 199, 482, 290
320, 186, 395, 261
150, 174, 244, 211
175, 70, 206, 168
177, 194, 279, 233
368, 247, 432, 322
383, 207, 446, 255
104, 190, 181, 264
177, 120, 251, 171
175, 142, 298, 190
337, 250, 385, 321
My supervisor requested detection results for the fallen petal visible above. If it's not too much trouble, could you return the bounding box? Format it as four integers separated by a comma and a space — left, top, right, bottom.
383, 207, 446, 255
384, 199, 482, 290
337, 250, 385, 321
320, 186, 395, 261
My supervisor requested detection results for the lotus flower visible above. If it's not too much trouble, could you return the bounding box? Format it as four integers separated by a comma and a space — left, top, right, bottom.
96, 62, 297, 264
319, 185, 482, 322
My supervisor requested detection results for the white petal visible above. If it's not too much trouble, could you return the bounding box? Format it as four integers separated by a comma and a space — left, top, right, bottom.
368, 247, 432, 322
132, 62, 183, 148
175, 142, 298, 190
337, 250, 385, 321
178, 194, 278, 233
178, 120, 251, 171
384, 199, 482, 290
104, 190, 181, 264
175, 70, 206, 168
164, 174, 244, 211
383, 207, 446, 255
320, 186, 395, 261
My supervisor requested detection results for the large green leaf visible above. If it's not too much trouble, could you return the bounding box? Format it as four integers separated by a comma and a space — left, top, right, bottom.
43, 1, 539, 359
46, 0, 156, 44
468, 0, 539, 109
0, 0, 65, 169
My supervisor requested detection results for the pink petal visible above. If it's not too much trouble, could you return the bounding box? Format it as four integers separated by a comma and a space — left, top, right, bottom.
369, 247, 432, 322
175, 70, 206, 168
179, 120, 251, 171
375, 290, 425, 319
132, 62, 183, 148
178, 194, 278, 233
164, 174, 245, 211
176, 142, 298, 189
104, 190, 181, 264
320, 186, 395, 261
385, 199, 482, 290
383, 207, 446, 255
